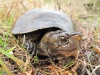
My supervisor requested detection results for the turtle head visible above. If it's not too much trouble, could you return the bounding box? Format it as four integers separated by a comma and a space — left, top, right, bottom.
39, 30, 81, 58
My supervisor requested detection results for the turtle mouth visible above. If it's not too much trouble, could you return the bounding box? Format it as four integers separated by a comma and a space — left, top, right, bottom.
60, 47, 78, 52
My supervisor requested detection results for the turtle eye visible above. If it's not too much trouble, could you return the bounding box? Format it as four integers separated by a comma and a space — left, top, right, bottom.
58, 36, 69, 45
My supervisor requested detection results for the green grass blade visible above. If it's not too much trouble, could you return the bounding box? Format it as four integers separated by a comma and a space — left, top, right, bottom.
7, 47, 16, 53
0, 68, 4, 75
0, 36, 3, 46
0, 48, 24, 65
0, 58, 13, 75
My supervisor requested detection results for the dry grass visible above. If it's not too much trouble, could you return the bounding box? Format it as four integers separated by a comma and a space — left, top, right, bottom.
0, 0, 100, 75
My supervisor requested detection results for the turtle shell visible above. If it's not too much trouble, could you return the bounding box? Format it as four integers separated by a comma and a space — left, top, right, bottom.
11, 9, 74, 35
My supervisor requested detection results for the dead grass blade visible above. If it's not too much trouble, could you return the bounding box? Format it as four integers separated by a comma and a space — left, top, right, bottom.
0, 48, 24, 66
93, 45, 100, 55
0, 58, 13, 75
92, 65, 100, 75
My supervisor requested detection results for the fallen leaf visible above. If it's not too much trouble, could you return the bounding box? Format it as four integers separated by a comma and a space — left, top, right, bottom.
47, 65, 58, 75
14, 73, 26, 75
93, 45, 100, 55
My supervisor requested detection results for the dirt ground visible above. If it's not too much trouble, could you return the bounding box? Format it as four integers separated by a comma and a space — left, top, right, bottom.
0, 0, 100, 75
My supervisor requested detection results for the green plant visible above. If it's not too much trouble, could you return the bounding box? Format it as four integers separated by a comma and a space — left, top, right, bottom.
0, 58, 13, 75
0, 32, 9, 49
33, 53, 39, 63
64, 58, 75, 67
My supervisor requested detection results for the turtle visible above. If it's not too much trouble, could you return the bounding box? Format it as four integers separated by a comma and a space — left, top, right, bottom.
11, 9, 81, 59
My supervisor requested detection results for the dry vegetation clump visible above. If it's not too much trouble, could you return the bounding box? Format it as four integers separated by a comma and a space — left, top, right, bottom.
0, 0, 100, 75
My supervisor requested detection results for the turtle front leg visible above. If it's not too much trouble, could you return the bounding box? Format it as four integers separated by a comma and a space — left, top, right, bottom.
24, 41, 37, 56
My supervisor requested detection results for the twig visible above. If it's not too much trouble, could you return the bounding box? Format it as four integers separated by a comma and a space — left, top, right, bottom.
92, 65, 100, 75
4, 3, 12, 19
